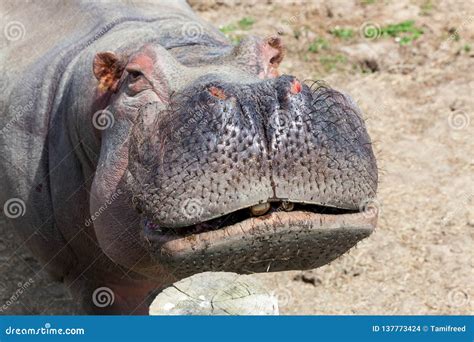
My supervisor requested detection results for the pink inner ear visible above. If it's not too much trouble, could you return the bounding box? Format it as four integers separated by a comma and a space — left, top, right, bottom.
259, 37, 284, 79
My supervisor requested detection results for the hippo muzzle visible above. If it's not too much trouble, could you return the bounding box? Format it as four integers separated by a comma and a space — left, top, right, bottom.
124, 74, 378, 278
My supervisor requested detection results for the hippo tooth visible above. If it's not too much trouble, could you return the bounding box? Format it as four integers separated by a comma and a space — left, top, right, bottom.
250, 202, 270, 216
281, 201, 294, 212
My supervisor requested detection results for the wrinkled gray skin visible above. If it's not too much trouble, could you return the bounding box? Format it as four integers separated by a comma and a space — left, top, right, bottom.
0, 1, 377, 314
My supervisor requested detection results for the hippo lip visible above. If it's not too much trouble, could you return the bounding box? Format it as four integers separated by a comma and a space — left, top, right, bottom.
143, 202, 360, 238
143, 203, 377, 278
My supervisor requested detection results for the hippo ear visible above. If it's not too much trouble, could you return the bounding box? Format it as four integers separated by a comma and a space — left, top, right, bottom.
93, 51, 127, 92
260, 36, 284, 77
232, 36, 284, 79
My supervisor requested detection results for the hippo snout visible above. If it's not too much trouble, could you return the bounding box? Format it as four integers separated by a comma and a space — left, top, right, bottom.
129, 76, 377, 226
125, 76, 377, 278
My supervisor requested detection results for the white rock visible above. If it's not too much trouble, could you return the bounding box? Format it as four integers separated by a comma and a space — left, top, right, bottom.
149, 272, 279, 315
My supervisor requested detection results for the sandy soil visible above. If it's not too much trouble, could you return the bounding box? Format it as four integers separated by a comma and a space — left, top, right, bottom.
1, 0, 472, 314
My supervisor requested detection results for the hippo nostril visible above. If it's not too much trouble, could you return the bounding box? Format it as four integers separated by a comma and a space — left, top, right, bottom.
208, 86, 227, 100
290, 79, 302, 95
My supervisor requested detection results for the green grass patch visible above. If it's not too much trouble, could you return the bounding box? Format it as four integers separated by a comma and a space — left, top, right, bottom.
219, 24, 237, 34
237, 17, 255, 30
308, 38, 330, 53
381, 20, 423, 45
219, 17, 255, 45
362, 20, 424, 45
420, 1, 434, 16
319, 54, 347, 71
219, 17, 255, 33
330, 27, 354, 40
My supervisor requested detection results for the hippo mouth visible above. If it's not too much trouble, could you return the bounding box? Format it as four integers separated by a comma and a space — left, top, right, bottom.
143, 201, 377, 278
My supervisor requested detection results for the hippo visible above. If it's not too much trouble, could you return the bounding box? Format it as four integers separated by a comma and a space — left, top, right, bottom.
0, 0, 378, 314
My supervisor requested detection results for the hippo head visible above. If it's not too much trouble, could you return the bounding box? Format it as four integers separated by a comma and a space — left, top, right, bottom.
89, 37, 378, 282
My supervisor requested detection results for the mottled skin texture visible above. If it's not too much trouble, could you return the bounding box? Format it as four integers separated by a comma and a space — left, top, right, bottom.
0, 1, 377, 314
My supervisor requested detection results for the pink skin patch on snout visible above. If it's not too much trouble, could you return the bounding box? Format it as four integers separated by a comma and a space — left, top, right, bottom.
290, 79, 302, 95
127, 53, 155, 75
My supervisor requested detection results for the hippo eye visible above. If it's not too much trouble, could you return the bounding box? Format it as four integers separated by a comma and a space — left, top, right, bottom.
127, 69, 143, 81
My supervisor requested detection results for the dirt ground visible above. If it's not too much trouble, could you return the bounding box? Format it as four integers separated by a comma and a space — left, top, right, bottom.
1, 0, 472, 315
